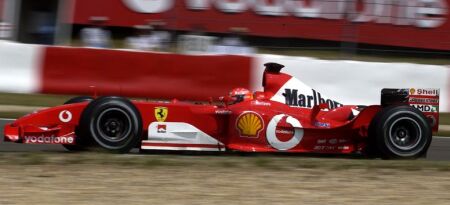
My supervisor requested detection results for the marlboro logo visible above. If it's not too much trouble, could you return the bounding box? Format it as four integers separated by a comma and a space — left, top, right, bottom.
282, 88, 342, 109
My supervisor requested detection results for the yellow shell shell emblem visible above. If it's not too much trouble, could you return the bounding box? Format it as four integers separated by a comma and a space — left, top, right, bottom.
410, 88, 416, 95
154, 107, 168, 122
236, 112, 263, 138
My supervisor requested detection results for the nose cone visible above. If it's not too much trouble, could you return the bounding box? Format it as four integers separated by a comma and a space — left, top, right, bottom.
3, 123, 19, 142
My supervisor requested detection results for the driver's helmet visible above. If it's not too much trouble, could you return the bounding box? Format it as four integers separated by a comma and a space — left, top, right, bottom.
229, 88, 253, 104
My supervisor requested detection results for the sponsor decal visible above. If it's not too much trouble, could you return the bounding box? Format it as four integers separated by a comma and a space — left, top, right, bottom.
59, 110, 72, 123
314, 145, 336, 151
24, 135, 74, 144
411, 104, 438, 113
154, 107, 168, 122
316, 138, 348, 146
338, 146, 350, 150
409, 97, 439, 104
314, 121, 330, 128
414, 88, 439, 96
266, 114, 303, 150
410, 88, 416, 95
317, 139, 326, 144
236, 112, 264, 138
251, 101, 271, 106
157, 124, 167, 133
282, 88, 343, 109
328, 139, 337, 145
215, 109, 232, 115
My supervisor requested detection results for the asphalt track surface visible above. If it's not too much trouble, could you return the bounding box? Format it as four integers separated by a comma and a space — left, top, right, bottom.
1, 119, 450, 161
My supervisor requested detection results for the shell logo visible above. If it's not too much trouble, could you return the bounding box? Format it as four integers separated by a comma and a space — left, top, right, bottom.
236, 112, 264, 138
410, 88, 416, 95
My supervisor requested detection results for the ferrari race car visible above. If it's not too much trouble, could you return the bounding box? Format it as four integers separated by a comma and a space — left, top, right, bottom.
3, 63, 440, 159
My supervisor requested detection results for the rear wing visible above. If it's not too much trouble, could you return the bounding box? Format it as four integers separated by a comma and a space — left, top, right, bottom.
381, 88, 440, 132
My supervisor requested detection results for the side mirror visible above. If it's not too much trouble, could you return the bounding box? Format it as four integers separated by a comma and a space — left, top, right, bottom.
311, 103, 329, 122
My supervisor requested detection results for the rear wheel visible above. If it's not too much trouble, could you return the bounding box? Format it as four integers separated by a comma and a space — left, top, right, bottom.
369, 105, 432, 159
79, 96, 142, 153
62, 96, 93, 151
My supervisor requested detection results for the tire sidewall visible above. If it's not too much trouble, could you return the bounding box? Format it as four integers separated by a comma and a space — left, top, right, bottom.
376, 106, 432, 159
81, 97, 142, 153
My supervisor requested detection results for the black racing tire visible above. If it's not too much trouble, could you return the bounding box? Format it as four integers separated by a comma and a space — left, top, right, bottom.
79, 96, 142, 153
369, 105, 432, 159
62, 96, 94, 151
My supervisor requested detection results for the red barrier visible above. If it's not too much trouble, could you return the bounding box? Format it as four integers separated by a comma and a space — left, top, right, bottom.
71, 0, 450, 50
41, 47, 252, 100
0, 0, 3, 18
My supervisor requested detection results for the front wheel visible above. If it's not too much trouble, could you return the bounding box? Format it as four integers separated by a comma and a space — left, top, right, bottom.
79, 96, 142, 153
369, 105, 432, 159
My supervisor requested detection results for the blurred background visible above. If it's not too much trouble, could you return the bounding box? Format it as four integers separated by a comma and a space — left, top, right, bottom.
0, 0, 449, 63
0, 0, 449, 118
1, 2, 450, 204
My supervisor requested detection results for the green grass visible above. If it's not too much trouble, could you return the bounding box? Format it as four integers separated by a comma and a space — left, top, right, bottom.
0, 93, 75, 107
437, 130, 450, 137
0, 152, 449, 171
439, 113, 450, 124
0, 111, 29, 119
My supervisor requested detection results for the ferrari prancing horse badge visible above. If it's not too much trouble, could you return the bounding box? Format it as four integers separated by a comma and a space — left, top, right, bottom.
154, 107, 168, 122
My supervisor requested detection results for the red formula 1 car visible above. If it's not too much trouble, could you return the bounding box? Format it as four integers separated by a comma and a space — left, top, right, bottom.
3, 63, 440, 159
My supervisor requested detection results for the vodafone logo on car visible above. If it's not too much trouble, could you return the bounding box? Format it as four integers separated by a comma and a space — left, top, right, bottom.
59, 110, 72, 123
123, 0, 448, 28
24, 135, 75, 144
266, 114, 304, 150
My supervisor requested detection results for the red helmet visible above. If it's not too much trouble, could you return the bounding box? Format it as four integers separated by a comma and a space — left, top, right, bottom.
229, 88, 253, 104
